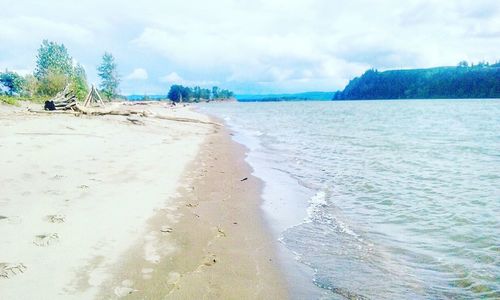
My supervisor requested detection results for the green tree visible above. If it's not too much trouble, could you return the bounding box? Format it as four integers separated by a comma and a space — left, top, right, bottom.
201, 88, 211, 100
218, 89, 234, 99
34, 40, 73, 80
193, 86, 202, 102
97, 52, 120, 100
167, 85, 192, 102
37, 69, 68, 96
0, 70, 25, 95
71, 63, 89, 100
22, 74, 39, 97
212, 86, 219, 99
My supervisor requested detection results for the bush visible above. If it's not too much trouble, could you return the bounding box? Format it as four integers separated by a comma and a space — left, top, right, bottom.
0, 95, 20, 106
36, 69, 68, 96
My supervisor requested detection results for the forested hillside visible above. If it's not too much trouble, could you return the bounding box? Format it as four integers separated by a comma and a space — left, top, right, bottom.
333, 63, 500, 100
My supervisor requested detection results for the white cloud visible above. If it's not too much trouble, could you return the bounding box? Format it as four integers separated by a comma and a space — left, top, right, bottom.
160, 72, 219, 87
1, 0, 499, 94
126, 68, 148, 80
160, 72, 183, 83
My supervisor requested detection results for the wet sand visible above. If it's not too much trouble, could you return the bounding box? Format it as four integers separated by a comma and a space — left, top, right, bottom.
97, 123, 288, 299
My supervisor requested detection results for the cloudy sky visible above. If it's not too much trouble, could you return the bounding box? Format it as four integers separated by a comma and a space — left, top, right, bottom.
1, 0, 499, 95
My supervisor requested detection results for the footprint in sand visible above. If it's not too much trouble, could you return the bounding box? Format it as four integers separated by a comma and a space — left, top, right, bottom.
33, 233, 59, 247
51, 174, 64, 180
114, 279, 138, 298
0, 263, 27, 279
0, 216, 21, 224
160, 226, 173, 233
203, 254, 217, 266
45, 214, 65, 223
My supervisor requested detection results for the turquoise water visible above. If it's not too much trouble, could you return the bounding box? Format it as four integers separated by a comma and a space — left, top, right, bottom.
201, 100, 500, 299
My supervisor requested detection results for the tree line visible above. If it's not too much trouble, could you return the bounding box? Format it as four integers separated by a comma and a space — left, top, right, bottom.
333, 61, 500, 100
167, 85, 234, 102
0, 40, 120, 102
1, 39, 234, 105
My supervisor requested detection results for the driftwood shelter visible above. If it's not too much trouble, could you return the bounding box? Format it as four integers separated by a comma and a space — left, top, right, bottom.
83, 85, 105, 107
44, 84, 105, 111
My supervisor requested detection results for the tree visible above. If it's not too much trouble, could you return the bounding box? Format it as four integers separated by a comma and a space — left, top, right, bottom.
167, 85, 192, 102
0, 70, 25, 95
22, 74, 39, 97
71, 63, 89, 100
97, 52, 120, 100
212, 86, 219, 99
193, 86, 202, 102
37, 69, 68, 96
218, 89, 234, 99
34, 40, 73, 80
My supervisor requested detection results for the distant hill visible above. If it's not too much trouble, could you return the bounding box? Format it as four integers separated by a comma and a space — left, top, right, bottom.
237, 92, 335, 102
333, 64, 500, 100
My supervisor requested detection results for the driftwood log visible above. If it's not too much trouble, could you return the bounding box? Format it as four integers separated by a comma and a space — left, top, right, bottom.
29, 104, 221, 127
45, 86, 78, 111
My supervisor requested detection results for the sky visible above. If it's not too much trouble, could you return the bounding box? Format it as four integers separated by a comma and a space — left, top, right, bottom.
0, 0, 499, 95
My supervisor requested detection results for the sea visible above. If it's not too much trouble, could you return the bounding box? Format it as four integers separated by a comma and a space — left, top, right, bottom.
200, 99, 500, 300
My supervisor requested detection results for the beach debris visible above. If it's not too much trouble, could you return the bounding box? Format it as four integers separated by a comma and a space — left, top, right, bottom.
160, 226, 173, 233
46, 214, 65, 223
186, 203, 198, 208
83, 85, 105, 107
240, 177, 248, 182
78, 184, 89, 189
29, 104, 222, 127
45, 85, 78, 111
126, 117, 145, 125
0, 263, 27, 279
33, 233, 59, 247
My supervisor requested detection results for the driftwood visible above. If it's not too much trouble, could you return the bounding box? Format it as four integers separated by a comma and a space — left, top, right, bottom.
29, 104, 222, 127
47, 85, 78, 111
148, 114, 221, 126
83, 85, 105, 107
126, 117, 145, 125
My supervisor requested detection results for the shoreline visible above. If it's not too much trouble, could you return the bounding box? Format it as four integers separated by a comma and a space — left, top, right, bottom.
0, 102, 288, 299
97, 117, 288, 299
200, 105, 325, 299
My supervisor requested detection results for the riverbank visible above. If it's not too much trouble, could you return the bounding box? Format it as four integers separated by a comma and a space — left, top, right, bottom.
0, 102, 286, 299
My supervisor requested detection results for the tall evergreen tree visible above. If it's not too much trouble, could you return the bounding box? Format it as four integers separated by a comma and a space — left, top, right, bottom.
34, 40, 73, 80
97, 52, 120, 100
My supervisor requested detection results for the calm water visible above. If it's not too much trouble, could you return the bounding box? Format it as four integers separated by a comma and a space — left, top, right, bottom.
201, 100, 500, 299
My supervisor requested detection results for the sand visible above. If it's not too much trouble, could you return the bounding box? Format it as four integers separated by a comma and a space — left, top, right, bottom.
0, 102, 287, 299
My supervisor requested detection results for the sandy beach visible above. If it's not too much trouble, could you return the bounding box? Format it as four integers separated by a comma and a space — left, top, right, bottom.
0, 102, 287, 299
